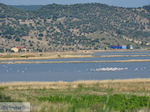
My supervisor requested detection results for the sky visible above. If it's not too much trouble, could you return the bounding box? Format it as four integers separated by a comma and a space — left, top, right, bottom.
0, 0, 150, 7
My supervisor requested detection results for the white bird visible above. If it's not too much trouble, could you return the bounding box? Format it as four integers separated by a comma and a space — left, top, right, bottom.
134, 68, 138, 71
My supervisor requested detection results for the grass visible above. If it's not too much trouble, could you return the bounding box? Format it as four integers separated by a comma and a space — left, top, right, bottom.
0, 93, 15, 102
0, 79, 150, 112
38, 94, 150, 111
0, 87, 15, 102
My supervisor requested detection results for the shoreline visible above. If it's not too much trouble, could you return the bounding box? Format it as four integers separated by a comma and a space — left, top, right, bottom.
1, 78, 150, 84
0, 49, 150, 61
1, 59, 150, 64
0, 54, 150, 61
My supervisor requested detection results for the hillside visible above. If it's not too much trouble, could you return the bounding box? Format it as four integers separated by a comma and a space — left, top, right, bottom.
0, 3, 150, 52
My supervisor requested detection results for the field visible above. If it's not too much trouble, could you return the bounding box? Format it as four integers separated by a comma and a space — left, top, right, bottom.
0, 79, 150, 112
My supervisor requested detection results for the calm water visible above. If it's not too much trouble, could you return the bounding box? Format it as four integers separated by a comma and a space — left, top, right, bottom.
0, 51, 150, 82
0, 62, 150, 82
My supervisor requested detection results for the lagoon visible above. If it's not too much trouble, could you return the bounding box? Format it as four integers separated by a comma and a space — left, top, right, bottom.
0, 61, 150, 82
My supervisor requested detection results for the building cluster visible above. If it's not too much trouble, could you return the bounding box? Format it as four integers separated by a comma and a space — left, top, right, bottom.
11, 47, 26, 53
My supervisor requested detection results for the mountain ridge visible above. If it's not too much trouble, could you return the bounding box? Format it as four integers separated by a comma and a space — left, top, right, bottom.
12, 5, 43, 10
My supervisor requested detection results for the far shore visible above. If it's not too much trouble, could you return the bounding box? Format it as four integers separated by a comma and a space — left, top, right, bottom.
0, 49, 150, 62
0, 50, 93, 61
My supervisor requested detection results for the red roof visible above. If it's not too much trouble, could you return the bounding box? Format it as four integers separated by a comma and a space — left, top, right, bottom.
16, 47, 25, 49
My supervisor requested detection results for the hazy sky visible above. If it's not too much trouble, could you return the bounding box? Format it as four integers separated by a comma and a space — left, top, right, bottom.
0, 0, 150, 7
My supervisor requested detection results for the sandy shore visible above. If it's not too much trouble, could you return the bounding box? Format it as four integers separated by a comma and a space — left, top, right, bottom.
0, 54, 93, 61
0, 51, 93, 61
1, 59, 150, 64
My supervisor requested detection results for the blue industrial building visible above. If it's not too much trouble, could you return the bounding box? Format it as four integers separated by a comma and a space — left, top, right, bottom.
110, 45, 127, 49
110, 45, 133, 49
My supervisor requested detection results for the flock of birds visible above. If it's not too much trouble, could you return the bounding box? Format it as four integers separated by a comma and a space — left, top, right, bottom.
0, 64, 148, 73
93, 67, 128, 72
91, 67, 147, 72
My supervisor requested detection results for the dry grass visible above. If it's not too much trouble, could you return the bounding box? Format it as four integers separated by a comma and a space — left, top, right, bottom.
0, 51, 93, 61
1, 79, 150, 112
1, 79, 150, 92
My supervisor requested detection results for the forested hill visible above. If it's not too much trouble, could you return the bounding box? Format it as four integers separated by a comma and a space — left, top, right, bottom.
0, 3, 150, 52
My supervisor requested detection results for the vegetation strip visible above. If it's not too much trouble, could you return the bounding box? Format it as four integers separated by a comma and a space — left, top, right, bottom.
1, 59, 150, 64
1, 79, 150, 90
0, 54, 150, 61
